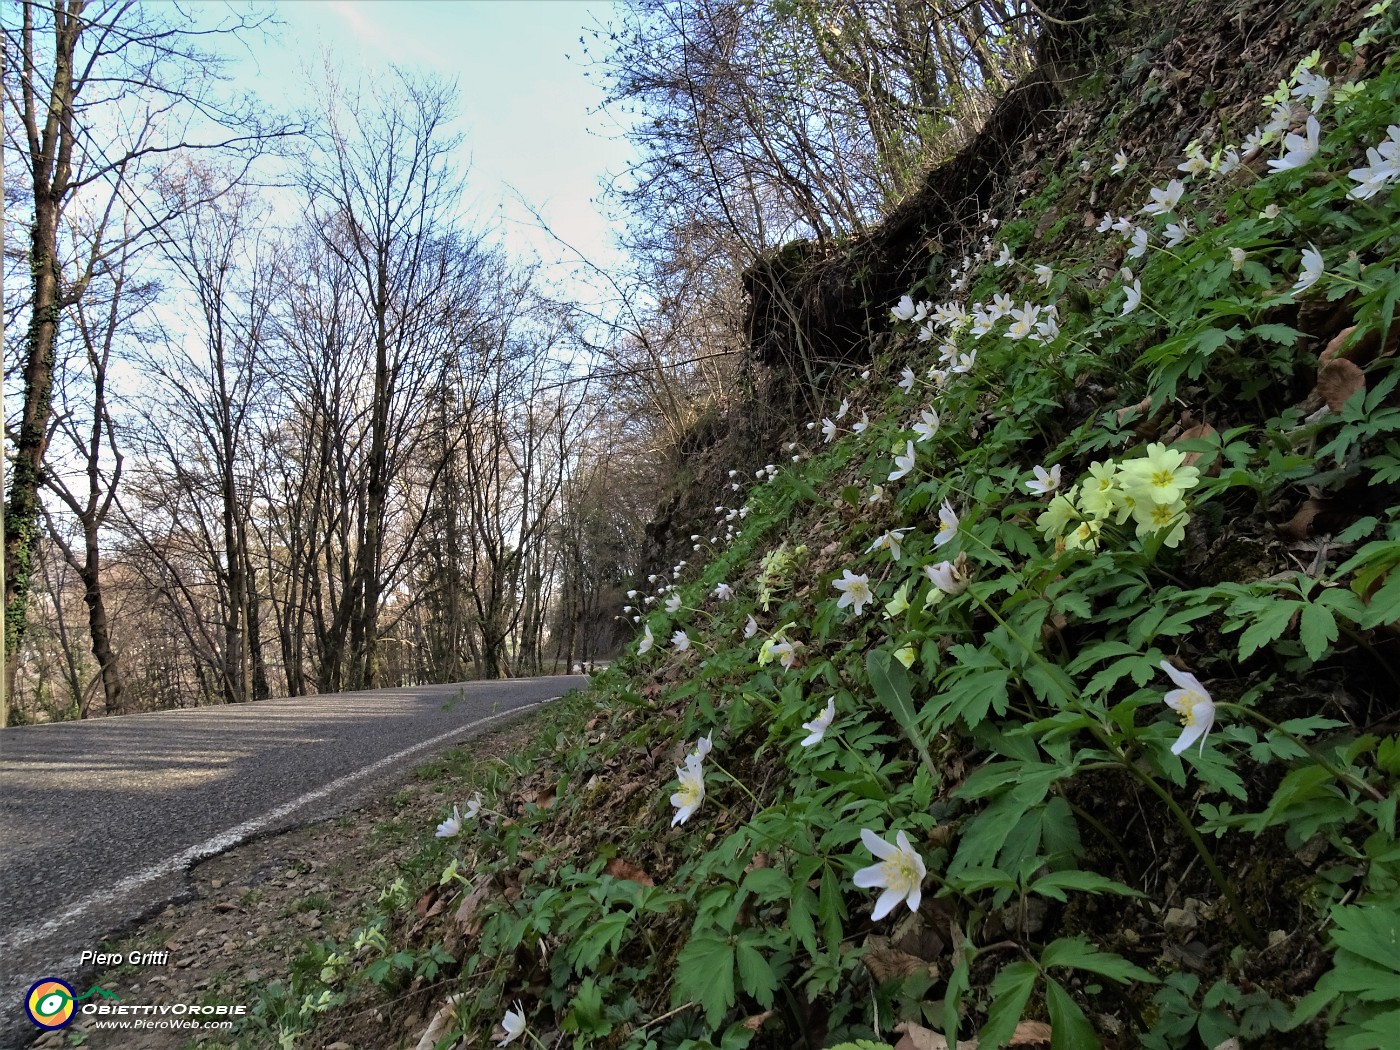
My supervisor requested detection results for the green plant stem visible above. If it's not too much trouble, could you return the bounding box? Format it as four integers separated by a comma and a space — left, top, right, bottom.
1219, 702, 1386, 804
966, 589, 1264, 947
710, 759, 762, 808
1121, 761, 1264, 947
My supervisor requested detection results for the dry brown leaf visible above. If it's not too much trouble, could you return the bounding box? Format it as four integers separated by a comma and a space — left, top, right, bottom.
1317, 358, 1366, 412
741, 1009, 775, 1031
414, 994, 463, 1050
1011, 1019, 1054, 1045
892, 1021, 976, 1050
454, 878, 495, 936
864, 944, 938, 982
1320, 325, 1357, 364
414, 888, 439, 919
1176, 423, 1219, 472
603, 857, 656, 886
1279, 499, 1326, 540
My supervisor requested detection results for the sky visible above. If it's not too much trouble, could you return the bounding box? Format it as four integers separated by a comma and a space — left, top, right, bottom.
194, 0, 636, 283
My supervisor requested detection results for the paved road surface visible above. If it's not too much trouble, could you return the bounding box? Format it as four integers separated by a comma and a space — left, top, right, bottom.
0, 676, 580, 1046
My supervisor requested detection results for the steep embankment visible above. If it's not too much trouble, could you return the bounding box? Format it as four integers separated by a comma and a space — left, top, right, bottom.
243, 1, 1400, 1047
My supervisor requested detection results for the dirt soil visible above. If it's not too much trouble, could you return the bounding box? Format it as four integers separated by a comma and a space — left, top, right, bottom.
30, 714, 545, 1050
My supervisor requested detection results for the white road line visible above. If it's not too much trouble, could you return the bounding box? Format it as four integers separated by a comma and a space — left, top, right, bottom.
0, 699, 554, 953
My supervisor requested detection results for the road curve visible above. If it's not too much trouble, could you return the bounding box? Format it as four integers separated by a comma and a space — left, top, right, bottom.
0, 676, 581, 1043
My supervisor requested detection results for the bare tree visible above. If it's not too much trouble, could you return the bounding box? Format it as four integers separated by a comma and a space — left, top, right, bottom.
2, 0, 290, 723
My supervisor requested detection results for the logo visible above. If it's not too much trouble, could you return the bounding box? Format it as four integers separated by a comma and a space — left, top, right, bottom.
25, 978, 76, 1030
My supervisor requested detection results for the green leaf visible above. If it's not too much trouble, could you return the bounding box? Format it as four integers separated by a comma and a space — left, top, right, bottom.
1329, 903, 1400, 974
1047, 977, 1102, 1049
1030, 870, 1145, 902
867, 648, 926, 749
1298, 602, 1338, 662
1040, 936, 1158, 983
1235, 599, 1299, 660
735, 937, 777, 1008
977, 961, 1039, 1048
674, 932, 736, 1029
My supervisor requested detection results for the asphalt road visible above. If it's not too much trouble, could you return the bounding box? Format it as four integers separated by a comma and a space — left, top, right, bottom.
0, 676, 581, 1046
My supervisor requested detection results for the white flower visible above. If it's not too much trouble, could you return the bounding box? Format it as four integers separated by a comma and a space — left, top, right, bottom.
867, 528, 910, 562
990, 292, 1015, 320
912, 408, 940, 442
1111, 151, 1128, 174
1033, 314, 1060, 343
821, 417, 838, 442
1347, 125, 1400, 200
1127, 226, 1150, 259
671, 753, 705, 825
744, 614, 758, 639
852, 412, 870, 434
900, 367, 917, 392
1267, 115, 1320, 173
1034, 263, 1053, 287
933, 500, 959, 548
832, 570, 873, 616
1163, 220, 1192, 248
1112, 214, 1136, 235
671, 629, 690, 651
691, 733, 713, 761
1260, 203, 1280, 219
994, 243, 1013, 267
1007, 302, 1039, 340
1122, 279, 1142, 316
714, 582, 733, 601
867, 485, 885, 504
1291, 69, 1330, 112
1178, 150, 1209, 177
923, 558, 968, 596
836, 398, 850, 420
1292, 245, 1324, 295
891, 294, 917, 321
1096, 212, 1116, 234
801, 697, 837, 747
951, 350, 976, 374
638, 624, 655, 654
1140, 179, 1185, 216
1025, 464, 1062, 496
1230, 247, 1247, 271
853, 828, 927, 920
435, 805, 463, 838
666, 593, 683, 614
1160, 661, 1216, 755
1217, 148, 1242, 176
889, 440, 917, 482
498, 1002, 528, 1045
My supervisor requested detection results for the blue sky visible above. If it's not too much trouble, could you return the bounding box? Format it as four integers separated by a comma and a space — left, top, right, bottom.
198, 0, 634, 278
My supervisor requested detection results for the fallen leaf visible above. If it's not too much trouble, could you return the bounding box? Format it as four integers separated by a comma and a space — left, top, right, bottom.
1316, 358, 1365, 412
1012, 1020, 1054, 1045
893, 1021, 976, 1050
454, 878, 495, 936
742, 1009, 775, 1031
1279, 499, 1325, 540
1176, 424, 1219, 473
603, 857, 655, 886
414, 994, 463, 1050
864, 943, 938, 982
415, 888, 439, 919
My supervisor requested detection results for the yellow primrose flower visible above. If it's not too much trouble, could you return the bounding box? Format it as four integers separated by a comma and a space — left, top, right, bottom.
1117, 443, 1200, 505
1037, 486, 1080, 541
1133, 499, 1189, 547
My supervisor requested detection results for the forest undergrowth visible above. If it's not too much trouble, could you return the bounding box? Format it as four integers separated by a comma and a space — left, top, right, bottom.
236, 2, 1400, 1048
